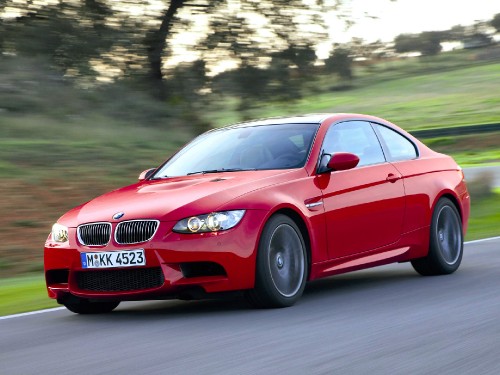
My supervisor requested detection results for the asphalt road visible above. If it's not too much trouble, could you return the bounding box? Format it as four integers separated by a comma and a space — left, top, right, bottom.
2, 238, 500, 375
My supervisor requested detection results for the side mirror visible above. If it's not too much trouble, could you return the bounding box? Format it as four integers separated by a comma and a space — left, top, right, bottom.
327, 152, 360, 171
138, 168, 156, 181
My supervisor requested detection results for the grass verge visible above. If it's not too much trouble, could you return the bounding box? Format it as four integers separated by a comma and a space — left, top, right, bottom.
0, 275, 58, 316
466, 190, 500, 241
422, 132, 500, 166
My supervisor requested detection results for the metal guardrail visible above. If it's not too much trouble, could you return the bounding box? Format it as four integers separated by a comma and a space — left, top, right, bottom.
409, 123, 500, 138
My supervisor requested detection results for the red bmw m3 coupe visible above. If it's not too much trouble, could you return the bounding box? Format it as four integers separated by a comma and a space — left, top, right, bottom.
44, 114, 470, 313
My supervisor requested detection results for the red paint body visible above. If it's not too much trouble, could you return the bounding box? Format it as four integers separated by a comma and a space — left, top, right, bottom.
44, 114, 470, 303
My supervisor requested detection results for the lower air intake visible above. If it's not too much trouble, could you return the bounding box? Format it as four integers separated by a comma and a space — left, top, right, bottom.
76, 267, 164, 292
179, 262, 227, 278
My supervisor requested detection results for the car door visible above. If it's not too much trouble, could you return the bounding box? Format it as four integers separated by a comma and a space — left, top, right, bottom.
317, 121, 406, 259
372, 122, 422, 232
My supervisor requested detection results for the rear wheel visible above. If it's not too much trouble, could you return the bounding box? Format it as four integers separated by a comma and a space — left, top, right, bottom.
246, 214, 307, 308
64, 296, 120, 314
411, 197, 463, 276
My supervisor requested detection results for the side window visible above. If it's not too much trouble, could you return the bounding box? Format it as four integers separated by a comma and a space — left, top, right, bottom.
322, 121, 385, 167
376, 125, 417, 161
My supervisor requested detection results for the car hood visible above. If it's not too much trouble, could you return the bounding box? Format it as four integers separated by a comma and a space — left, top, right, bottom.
59, 169, 303, 227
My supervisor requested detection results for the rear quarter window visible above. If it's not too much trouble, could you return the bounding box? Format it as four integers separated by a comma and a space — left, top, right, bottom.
376, 125, 418, 161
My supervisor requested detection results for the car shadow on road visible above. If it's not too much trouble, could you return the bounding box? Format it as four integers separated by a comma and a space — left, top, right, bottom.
303, 267, 420, 298
67, 265, 424, 320
78, 294, 256, 321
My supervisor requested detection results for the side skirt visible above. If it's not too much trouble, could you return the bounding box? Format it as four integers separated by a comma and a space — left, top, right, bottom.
309, 226, 430, 280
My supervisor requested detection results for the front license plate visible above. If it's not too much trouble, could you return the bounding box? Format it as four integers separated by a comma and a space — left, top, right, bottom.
81, 249, 145, 269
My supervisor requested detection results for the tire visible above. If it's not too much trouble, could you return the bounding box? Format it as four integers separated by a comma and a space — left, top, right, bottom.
411, 197, 463, 276
64, 296, 120, 314
246, 214, 307, 308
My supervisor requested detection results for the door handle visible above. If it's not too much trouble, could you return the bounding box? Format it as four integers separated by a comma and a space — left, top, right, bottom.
386, 173, 401, 183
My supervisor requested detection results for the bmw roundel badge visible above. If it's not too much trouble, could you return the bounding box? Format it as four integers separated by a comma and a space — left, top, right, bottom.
113, 212, 125, 220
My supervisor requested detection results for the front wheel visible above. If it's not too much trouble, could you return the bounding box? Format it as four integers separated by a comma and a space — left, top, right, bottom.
64, 296, 120, 314
411, 197, 463, 276
246, 214, 307, 308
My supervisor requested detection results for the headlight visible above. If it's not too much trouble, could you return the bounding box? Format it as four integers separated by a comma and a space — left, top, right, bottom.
173, 210, 245, 234
51, 223, 69, 243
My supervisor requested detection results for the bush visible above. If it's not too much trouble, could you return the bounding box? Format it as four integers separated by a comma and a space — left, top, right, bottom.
467, 171, 494, 200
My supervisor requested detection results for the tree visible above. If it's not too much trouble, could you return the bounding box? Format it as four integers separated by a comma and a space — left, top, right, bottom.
346, 38, 389, 62
133, 0, 335, 98
167, 59, 207, 103
276, 44, 317, 76
144, 0, 224, 99
1, 0, 349, 101
394, 32, 442, 56
394, 33, 419, 54
491, 13, 500, 33
442, 25, 467, 42
418, 32, 442, 56
1, 0, 117, 78
325, 47, 353, 81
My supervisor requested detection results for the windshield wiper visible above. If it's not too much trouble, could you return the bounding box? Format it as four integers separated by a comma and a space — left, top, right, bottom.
187, 168, 255, 175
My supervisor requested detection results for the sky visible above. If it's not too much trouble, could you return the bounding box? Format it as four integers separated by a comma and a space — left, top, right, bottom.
333, 0, 500, 43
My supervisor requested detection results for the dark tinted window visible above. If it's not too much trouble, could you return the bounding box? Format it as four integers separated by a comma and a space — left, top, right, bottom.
376, 125, 417, 161
322, 121, 385, 167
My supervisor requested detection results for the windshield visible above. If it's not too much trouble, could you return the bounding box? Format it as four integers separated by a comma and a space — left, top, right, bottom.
154, 123, 319, 177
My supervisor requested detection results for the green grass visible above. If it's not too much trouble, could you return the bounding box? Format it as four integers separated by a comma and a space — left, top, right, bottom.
0, 275, 59, 316
452, 151, 500, 167
0, 114, 192, 182
466, 191, 500, 241
422, 132, 500, 166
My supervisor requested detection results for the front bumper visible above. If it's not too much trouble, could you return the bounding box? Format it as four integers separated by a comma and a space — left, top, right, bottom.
44, 210, 267, 302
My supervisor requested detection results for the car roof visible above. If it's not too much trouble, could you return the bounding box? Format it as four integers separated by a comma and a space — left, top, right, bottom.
219, 113, 391, 130
224, 114, 331, 129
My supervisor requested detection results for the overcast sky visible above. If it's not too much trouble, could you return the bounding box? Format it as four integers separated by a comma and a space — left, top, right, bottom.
332, 0, 500, 42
